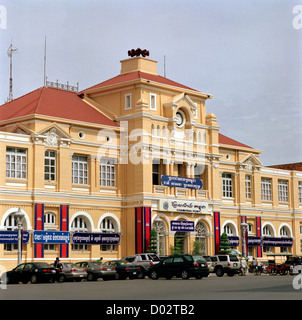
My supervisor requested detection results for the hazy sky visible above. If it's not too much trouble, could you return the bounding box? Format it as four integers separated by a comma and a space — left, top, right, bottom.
0, 0, 301, 165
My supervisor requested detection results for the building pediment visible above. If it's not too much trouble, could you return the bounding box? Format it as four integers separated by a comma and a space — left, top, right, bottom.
9, 123, 35, 135
36, 123, 72, 147
163, 93, 196, 124
239, 154, 262, 171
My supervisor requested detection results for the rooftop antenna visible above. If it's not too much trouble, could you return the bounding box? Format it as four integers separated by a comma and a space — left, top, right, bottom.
7, 40, 18, 102
44, 36, 47, 86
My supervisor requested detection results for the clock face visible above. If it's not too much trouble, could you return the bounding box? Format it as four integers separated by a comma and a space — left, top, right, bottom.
175, 110, 185, 127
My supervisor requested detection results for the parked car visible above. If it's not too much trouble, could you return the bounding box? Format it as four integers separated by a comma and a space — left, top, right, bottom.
148, 254, 209, 280
203, 255, 214, 273
75, 261, 104, 281
94, 260, 118, 280
112, 259, 143, 280
122, 253, 161, 278
54, 262, 87, 282
3, 262, 57, 284
192, 255, 210, 277
210, 254, 240, 277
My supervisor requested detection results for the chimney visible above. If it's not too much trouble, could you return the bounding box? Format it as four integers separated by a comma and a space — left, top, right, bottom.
120, 49, 158, 75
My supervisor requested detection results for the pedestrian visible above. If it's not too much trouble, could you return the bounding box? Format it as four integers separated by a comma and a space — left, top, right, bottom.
252, 257, 256, 273
98, 257, 103, 262
240, 257, 247, 276
54, 257, 60, 268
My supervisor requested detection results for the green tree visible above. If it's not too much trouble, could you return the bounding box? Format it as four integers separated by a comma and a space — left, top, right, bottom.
219, 232, 232, 254
147, 228, 157, 253
192, 241, 205, 255
170, 237, 183, 254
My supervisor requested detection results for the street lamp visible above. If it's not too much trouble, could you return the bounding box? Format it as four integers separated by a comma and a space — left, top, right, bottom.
153, 214, 162, 257
241, 222, 248, 256
14, 207, 25, 265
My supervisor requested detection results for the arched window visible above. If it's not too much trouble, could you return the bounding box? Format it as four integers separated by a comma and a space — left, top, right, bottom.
71, 216, 89, 251
4, 213, 27, 252
280, 226, 291, 253
100, 218, 117, 251
44, 212, 57, 251
263, 225, 274, 253
223, 224, 234, 236
195, 222, 207, 255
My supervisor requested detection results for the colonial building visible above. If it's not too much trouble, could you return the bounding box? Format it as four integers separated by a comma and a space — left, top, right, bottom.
0, 50, 301, 270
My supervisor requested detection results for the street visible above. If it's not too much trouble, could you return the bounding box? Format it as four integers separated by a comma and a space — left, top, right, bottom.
0, 274, 301, 301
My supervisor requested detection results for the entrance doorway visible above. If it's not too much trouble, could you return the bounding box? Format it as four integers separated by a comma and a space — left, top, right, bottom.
174, 232, 187, 254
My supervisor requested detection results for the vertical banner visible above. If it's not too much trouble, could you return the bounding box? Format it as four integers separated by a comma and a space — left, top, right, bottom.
34, 204, 44, 258
241, 216, 248, 257
255, 216, 262, 258
135, 207, 152, 254
214, 211, 220, 255
60, 205, 69, 258
144, 207, 151, 252
135, 207, 143, 254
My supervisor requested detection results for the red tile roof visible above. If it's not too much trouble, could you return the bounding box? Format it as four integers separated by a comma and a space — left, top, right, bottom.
219, 133, 252, 149
82, 71, 198, 93
0, 87, 119, 127
268, 162, 302, 172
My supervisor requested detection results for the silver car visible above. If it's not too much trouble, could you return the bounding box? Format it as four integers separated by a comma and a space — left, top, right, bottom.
56, 262, 87, 282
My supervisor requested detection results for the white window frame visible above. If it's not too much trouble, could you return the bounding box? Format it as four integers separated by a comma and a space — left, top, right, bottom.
222, 173, 233, 198
278, 180, 288, 202
261, 177, 272, 201
125, 93, 132, 110
72, 155, 88, 185
150, 93, 157, 111
6, 147, 27, 179
245, 175, 252, 200
100, 218, 116, 251
45, 150, 56, 181
100, 159, 116, 187
71, 216, 89, 251
298, 181, 302, 203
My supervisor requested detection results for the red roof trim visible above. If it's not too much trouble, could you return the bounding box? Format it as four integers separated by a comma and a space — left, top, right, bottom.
82, 71, 198, 93
219, 133, 252, 149
0, 87, 119, 127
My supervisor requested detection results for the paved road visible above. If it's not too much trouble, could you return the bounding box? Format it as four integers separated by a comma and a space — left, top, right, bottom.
0, 274, 301, 301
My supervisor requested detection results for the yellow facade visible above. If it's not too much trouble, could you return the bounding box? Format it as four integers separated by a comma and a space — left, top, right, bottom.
0, 53, 301, 271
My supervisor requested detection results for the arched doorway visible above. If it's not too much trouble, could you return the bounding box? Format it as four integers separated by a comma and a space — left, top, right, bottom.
195, 221, 207, 255
174, 232, 187, 254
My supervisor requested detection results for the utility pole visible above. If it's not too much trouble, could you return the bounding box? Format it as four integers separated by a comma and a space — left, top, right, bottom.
7, 40, 18, 102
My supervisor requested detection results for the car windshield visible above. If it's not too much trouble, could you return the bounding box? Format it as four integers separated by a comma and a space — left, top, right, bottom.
91, 261, 102, 266
35, 263, 52, 268
203, 256, 211, 262
125, 257, 135, 263
64, 263, 77, 268
119, 259, 132, 266
183, 255, 193, 262
148, 254, 160, 261
193, 256, 206, 263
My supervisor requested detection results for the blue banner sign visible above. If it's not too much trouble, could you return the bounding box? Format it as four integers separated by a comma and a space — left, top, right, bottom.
33, 231, 70, 244
161, 175, 203, 190
247, 236, 293, 247
171, 221, 195, 232
72, 232, 120, 245
228, 236, 239, 246
0, 231, 30, 244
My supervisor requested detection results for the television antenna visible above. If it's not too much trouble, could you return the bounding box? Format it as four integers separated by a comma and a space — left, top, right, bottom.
7, 40, 18, 102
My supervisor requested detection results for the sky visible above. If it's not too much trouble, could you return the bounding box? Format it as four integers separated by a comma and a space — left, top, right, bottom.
0, 0, 301, 166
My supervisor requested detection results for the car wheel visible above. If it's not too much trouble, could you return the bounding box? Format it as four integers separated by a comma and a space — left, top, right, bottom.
181, 270, 190, 280
137, 270, 145, 279
114, 273, 121, 280
58, 275, 65, 283
30, 275, 38, 284
215, 267, 224, 277
150, 270, 159, 280
87, 273, 96, 281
